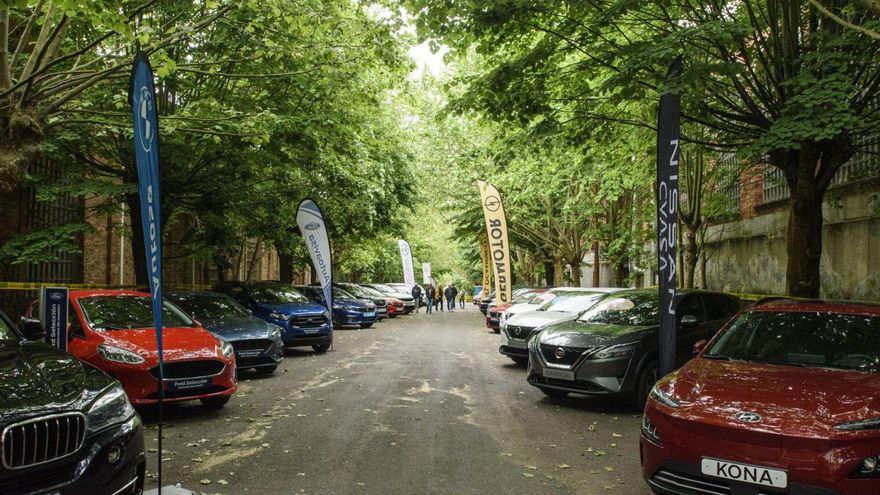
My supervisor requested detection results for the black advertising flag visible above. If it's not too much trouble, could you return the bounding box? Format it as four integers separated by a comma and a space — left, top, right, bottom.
657, 57, 682, 378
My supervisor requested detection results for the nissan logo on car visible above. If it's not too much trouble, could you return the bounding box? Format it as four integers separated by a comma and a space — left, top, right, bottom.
554, 347, 566, 359
735, 411, 763, 423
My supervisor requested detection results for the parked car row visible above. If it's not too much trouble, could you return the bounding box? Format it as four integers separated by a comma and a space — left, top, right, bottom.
483, 288, 880, 494
1, 280, 413, 495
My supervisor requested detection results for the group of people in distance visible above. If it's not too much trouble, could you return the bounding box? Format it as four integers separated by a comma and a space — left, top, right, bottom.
412, 282, 464, 314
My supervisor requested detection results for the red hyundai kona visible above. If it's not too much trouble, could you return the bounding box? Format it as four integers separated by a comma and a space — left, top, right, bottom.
641, 298, 880, 495
25, 290, 237, 408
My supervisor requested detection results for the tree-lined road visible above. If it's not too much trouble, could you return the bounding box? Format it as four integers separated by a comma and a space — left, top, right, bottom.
145, 307, 645, 494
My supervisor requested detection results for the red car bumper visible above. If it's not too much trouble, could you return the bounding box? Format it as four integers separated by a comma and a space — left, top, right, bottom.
641, 402, 880, 495
99, 357, 237, 406
387, 303, 405, 317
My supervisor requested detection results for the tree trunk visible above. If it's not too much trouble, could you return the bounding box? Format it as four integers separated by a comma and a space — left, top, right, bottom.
553, 256, 565, 286
592, 241, 600, 287
277, 246, 295, 283
124, 192, 149, 287
684, 224, 698, 289
699, 229, 708, 289
544, 260, 555, 287
568, 258, 582, 287
784, 163, 823, 298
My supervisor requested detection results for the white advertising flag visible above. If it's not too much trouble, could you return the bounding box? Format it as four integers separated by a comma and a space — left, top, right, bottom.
398, 239, 415, 291
422, 262, 432, 284
297, 199, 333, 324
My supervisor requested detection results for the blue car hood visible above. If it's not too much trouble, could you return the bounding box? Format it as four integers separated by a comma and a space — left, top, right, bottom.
258, 302, 327, 316
201, 316, 275, 341
336, 297, 370, 308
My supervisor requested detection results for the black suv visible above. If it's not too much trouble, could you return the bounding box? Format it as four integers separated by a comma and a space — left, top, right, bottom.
0, 309, 145, 495
527, 289, 742, 409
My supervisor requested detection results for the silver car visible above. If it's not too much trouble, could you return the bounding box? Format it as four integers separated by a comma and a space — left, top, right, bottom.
499, 287, 626, 365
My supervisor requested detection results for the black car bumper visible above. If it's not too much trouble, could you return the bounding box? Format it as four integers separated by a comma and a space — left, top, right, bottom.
0, 414, 145, 495
499, 345, 529, 357
233, 339, 284, 370
527, 344, 641, 398
284, 333, 332, 347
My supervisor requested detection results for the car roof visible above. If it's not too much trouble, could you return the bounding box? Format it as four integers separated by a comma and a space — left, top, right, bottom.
68, 289, 149, 299
749, 297, 880, 317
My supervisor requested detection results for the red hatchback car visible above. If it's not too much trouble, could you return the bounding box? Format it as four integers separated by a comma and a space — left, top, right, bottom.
642, 298, 880, 495
25, 290, 237, 408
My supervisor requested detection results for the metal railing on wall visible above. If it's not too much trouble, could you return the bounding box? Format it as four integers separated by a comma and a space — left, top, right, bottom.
761, 133, 880, 204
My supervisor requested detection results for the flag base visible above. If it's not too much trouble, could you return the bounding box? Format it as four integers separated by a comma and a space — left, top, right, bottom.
144, 485, 194, 495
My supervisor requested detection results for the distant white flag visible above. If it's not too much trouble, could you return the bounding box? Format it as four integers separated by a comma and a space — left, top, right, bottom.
297, 199, 333, 323
422, 262, 432, 284
398, 239, 415, 291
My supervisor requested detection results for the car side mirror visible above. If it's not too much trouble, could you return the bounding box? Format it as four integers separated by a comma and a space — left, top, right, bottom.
693, 339, 708, 356
680, 315, 699, 328
19, 317, 43, 341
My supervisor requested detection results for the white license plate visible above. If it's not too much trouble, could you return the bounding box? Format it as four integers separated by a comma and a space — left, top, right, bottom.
701, 458, 787, 489
167, 377, 211, 392
507, 339, 527, 349
303, 327, 321, 334
543, 368, 575, 381
364, 312, 376, 317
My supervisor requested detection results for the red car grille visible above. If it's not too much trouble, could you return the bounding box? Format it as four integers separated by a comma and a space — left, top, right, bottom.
649, 469, 785, 495
151, 360, 225, 379
2, 413, 86, 470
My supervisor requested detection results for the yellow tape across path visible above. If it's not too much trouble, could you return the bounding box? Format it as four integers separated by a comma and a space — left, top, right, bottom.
0, 282, 213, 291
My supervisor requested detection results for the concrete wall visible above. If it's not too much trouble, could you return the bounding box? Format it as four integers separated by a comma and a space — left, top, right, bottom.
703, 180, 880, 300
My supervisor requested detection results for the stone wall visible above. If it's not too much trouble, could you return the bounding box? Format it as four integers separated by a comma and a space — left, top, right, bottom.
703, 179, 880, 300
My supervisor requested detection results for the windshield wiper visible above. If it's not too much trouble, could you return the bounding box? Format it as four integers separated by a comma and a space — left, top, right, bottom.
751, 359, 808, 368
94, 324, 130, 331
702, 354, 731, 361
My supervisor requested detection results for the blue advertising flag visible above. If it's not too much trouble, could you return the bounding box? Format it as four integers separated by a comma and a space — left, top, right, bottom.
129, 51, 164, 384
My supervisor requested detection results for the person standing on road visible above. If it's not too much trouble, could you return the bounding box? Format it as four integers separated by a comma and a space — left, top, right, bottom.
425, 283, 434, 314
459, 287, 465, 309
435, 284, 444, 312
444, 284, 454, 312
450, 284, 459, 311
411, 284, 423, 313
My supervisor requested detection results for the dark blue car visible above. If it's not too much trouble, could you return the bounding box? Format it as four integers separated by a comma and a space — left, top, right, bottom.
168, 291, 285, 373
214, 282, 332, 353
295, 285, 378, 328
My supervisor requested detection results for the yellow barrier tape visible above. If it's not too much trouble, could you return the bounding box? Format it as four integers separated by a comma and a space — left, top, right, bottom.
0, 282, 213, 291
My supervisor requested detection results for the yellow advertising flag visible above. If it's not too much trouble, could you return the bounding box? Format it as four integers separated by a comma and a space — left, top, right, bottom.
477, 180, 512, 305
479, 234, 491, 295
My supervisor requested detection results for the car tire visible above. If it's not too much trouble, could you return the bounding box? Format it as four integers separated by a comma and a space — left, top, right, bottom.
510, 356, 528, 366
540, 388, 569, 399
634, 361, 659, 411
312, 341, 331, 353
360, 323, 373, 329
255, 365, 278, 375
201, 396, 230, 409
493, 328, 500, 334
389, 314, 397, 318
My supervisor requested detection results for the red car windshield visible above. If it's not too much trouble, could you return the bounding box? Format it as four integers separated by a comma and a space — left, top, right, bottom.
78, 296, 196, 330
705, 311, 880, 372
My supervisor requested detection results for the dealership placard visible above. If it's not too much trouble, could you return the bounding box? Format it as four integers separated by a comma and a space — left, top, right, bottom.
39, 286, 68, 351
478, 180, 512, 304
